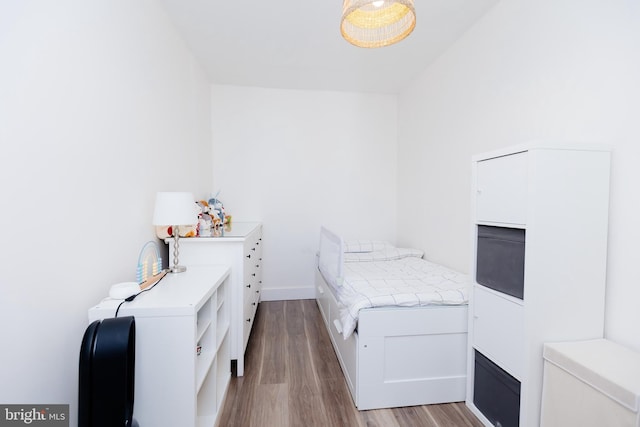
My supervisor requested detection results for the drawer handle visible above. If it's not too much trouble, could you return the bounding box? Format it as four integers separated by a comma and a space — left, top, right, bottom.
246, 284, 251, 288
252, 248, 256, 251
246, 254, 251, 259
255, 290, 259, 294
246, 318, 251, 323
255, 264, 260, 268
252, 302, 256, 306
252, 273, 256, 277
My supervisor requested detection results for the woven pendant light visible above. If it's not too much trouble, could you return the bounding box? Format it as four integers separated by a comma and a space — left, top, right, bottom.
341, 0, 416, 48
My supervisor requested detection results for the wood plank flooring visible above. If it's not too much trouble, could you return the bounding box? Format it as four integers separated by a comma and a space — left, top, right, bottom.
219, 300, 484, 427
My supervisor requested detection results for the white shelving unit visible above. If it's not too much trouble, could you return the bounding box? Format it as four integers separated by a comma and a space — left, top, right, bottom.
167, 222, 263, 376
466, 144, 611, 427
88, 265, 231, 427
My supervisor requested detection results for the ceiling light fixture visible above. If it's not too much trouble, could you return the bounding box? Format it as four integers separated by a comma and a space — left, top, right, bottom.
341, 0, 416, 48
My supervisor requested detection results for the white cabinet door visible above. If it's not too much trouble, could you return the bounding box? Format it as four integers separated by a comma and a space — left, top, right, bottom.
472, 285, 524, 380
476, 152, 528, 225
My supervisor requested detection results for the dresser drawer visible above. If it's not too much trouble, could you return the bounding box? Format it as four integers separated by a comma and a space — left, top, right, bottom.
473, 285, 524, 379
243, 230, 261, 258
252, 286, 261, 305
243, 250, 257, 273
243, 254, 260, 281
244, 292, 259, 317
243, 269, 261, 299
243, 309, 255, 350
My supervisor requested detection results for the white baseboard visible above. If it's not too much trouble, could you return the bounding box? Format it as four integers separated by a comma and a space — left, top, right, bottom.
260, 286, 315, 301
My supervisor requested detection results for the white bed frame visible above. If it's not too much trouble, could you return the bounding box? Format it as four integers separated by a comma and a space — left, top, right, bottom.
315, 228, 468, 410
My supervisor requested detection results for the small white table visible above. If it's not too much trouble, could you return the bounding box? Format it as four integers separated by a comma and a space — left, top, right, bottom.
89, 265, 231, 427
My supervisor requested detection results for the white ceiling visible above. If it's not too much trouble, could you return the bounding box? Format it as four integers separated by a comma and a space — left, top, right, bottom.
158, 0, 499, 94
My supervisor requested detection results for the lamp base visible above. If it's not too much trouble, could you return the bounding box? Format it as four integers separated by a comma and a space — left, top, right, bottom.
170, 228, 187, 273
170, 265, 187, 274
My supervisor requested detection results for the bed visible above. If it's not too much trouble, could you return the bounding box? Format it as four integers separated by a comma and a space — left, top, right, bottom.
315, 226, 470, 410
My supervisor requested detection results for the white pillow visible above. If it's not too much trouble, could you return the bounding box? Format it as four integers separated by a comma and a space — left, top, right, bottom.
344, 247, 424, 262
343, 240, 388, 253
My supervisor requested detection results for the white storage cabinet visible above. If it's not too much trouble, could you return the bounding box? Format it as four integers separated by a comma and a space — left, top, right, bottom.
466, 144, 611, 427
167, 222, 263, 376
88, 265, 231, 427
541, 339, 640, 427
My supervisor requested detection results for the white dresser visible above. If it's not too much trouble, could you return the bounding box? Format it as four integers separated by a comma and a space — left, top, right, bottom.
466, 144, 611, 427
88, 265, 231, 427
167, 222, 263, 376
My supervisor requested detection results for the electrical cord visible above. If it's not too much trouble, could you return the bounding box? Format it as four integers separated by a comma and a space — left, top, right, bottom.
115, 271, 168, 317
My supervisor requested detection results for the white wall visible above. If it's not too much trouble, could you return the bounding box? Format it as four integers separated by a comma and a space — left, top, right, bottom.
0, 1, 212, 422
397, 0, 640, 351
211, 85, 398, 299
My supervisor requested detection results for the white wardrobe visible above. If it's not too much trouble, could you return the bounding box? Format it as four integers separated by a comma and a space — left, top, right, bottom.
465, 144, 611, 427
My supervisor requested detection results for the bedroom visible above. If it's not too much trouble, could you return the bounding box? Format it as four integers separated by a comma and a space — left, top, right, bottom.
1, 0, 639, 426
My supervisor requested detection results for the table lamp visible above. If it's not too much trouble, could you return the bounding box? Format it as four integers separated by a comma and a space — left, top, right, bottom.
152, 192, 195, 273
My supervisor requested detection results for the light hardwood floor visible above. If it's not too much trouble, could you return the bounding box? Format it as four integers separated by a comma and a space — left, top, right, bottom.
219, 300, 484, 427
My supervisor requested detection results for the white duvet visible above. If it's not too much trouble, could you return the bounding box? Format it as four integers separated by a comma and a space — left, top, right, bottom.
335, 256, 470, 338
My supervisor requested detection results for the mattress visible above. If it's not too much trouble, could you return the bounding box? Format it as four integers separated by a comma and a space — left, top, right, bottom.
335, 257, 470, 338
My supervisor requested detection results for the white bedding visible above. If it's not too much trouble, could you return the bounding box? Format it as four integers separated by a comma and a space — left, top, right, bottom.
343, 246, 424, 262
336, 257, 470, 338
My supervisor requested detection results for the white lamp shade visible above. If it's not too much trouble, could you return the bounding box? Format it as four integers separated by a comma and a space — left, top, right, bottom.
152, 192, 196, 226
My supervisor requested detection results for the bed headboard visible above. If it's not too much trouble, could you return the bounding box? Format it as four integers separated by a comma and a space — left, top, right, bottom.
318, 226, 343, 288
